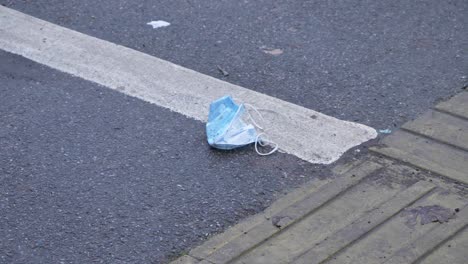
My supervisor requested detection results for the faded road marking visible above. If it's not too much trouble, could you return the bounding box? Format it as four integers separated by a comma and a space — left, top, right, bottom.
0, 6, 377, 164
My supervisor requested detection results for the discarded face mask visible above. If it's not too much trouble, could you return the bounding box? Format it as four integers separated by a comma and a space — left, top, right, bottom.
206, 95, 278, 155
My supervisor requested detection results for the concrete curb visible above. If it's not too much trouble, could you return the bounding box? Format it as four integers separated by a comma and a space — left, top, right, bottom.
371, 90, 468, 184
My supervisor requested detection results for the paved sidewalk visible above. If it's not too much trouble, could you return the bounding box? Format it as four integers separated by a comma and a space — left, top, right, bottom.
171, 90, 468, 264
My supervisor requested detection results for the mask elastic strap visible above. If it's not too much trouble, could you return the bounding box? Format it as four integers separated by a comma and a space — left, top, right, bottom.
255, 133, 279, 156
244, 103, 279, 156
244, 103, 265, 130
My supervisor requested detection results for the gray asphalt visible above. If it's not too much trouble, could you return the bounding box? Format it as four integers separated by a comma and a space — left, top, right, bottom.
0, 50, 330, 263
1, 0, 466, 129
1, 1, 467, 263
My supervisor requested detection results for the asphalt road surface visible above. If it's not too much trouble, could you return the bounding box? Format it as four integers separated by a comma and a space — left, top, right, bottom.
0, 50, 325, 263
0, 1, 467, 263
2, 0, 466, 129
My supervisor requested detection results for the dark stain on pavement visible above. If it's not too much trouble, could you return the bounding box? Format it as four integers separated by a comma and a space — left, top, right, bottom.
401, 205, 456, 226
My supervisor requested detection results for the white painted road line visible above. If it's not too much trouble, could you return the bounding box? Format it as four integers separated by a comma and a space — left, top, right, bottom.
0, 6, 377, 164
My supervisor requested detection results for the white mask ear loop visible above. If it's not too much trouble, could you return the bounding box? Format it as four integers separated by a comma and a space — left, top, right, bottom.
244, 103, 265, 130
244, 103, 279, 156
255, 133, 279, 156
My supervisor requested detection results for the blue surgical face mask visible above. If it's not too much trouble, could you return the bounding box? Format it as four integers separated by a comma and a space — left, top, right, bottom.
206, 96, 257, 150
206, 96, 278, 155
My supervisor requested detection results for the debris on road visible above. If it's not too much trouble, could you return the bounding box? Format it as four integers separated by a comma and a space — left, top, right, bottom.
261, 47, 283, 56
216, 65, 229, 76
206, 96, 278, 155
379, 129, 392, 134
272, 215, 293, 228
147, 20, 170, 29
